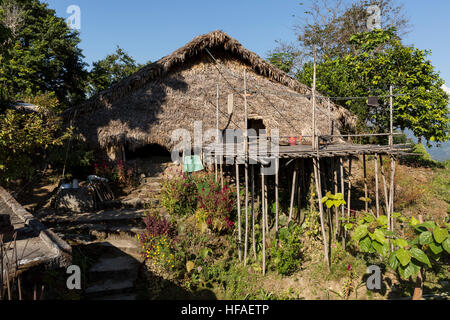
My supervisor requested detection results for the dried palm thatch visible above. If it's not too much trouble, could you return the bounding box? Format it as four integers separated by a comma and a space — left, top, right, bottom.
70, 30, 357, 156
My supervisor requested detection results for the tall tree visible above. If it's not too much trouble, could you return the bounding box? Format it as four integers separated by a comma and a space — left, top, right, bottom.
268, 0, 410, 73
297, 29, 449, 145
0, 0, 87, 107
87, 46, 144, 96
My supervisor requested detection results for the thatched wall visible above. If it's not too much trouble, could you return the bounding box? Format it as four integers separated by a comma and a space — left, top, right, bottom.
70, 31, 357, 154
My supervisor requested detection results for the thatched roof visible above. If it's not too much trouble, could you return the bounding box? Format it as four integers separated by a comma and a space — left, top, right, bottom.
70, 30, 357, 152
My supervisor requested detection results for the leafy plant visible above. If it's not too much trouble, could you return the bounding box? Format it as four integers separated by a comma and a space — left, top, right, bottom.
271, 223, 304, 276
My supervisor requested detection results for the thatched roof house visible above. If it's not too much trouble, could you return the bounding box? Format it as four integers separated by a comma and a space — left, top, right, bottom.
70, 30, 356, 160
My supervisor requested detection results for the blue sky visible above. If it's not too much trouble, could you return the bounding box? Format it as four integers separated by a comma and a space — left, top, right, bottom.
44, 0, 450, 87
44, 0, 449, 159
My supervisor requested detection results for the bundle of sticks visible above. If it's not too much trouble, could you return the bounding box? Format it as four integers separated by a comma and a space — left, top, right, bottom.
87, 175, 115, 204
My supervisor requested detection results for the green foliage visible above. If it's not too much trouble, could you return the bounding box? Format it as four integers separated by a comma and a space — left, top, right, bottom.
297, 28, 449, 144
321, 191, 346, 209
87, 46, 144, 96
0, 109, 72, 184
267, 52, 295, 74
349, 212, 450, 281
271, 223, 304, 276
0, 0, 87, 106
161, 169, 198, 216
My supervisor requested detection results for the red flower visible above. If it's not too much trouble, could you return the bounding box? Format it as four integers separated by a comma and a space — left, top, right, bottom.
347, 264, 352, 271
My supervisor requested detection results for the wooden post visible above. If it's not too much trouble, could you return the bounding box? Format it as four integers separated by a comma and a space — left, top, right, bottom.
374, 154, 380, 218
251, 164, 256, 260
265, 175, 269, 235
312, 46, 317, 151
261, 165, 266, 275
379, 155, 390, 219
413, 214, 424, 300
289, 162, 298, 222
389, 85, 394, 148
216, 84, 220, 183
275, 158, 279, 232
313, 157, 330, 271
298, 159, 305, 225
340, 157, 345, 248
333, 157, 339, 239
347, 157, 353, 233
243, 69, 249, 265
236, 161, 242, 262
363, 154, 368, 212
389, 156, 396, 232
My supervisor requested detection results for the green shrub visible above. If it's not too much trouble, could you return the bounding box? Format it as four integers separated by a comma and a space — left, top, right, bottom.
271, 223, 304, 276
161, 169, 198, 216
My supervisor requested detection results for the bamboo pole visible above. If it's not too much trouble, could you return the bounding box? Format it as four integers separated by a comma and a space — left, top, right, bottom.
312, 46, 317, 151
289, 163, 297, 222
275, 158, 279, 232
346, 158, 353, 239
236, 161, 242, 262
251, 164, 256, 260
374, 154, 380, 218
389, 156, 396, 232
243, 69, 249, 265
379, 155, 390, 219
363, 154, 368, 212
313, 157, 330, 270
339, 157, 345, 248
299, 159, 305, 225
333, 157, 339, 239
389, 85, 394, 148
265, 176, 269, 235
261, 165, 266, 275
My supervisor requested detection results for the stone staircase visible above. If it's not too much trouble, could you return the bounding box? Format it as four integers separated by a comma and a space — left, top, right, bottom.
84, 238, 144, 300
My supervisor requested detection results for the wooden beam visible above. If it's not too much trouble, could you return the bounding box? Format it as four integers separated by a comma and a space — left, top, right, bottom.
346, 157, 353, 245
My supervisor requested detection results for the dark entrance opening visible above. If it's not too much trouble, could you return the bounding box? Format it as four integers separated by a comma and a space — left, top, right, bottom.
126, 144, 171, 161
247, 119, 266, 136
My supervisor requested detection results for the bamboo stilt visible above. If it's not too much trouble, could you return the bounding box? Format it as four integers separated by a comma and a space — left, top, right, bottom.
261, 166, 266, 275
374, 154, 380, 218
244, 161, 249, 265
333, 157, 339, 239
347, 157, 353, 233
251, 164, 256, 260
389, 156, 396, 231
313, 157, 330, 270
339, 157, 345, 249
380, 155, 390, 220
289, 163, 298, 222
265, 177, 269, 234
275, 158, 279, 232
235, 161, 242, 262
363, 154, 368, 212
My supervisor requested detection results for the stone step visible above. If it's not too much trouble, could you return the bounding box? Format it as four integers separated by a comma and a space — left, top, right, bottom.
43, 208, 146, 225
94, 239, 143, 257
89, 255, 140, 282
85, 278, 135, 298
96, 293, 137, 300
